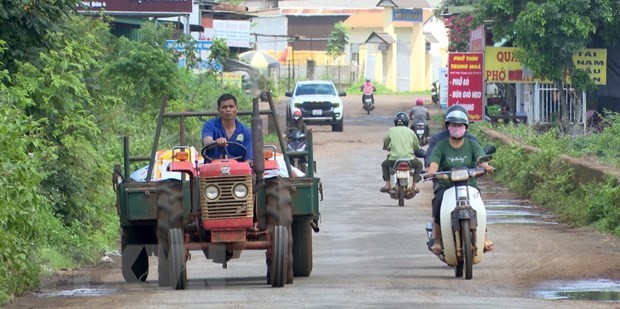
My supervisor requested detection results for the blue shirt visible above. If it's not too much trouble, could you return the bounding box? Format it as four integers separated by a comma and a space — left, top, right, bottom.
201, 118, 253, 162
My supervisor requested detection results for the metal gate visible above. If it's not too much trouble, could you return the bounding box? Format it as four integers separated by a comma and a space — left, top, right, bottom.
532, 83, 586, 124
396, 39, 411, 91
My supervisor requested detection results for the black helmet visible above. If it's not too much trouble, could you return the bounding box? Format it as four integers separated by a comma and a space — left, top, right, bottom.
445, 108, 469, 128
394, 112, 409, 127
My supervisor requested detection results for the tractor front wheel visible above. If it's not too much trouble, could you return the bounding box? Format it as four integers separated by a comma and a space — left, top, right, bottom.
265, 178, 293, 287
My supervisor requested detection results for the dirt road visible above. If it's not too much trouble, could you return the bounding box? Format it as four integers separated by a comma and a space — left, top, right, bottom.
5, 94, 620, 308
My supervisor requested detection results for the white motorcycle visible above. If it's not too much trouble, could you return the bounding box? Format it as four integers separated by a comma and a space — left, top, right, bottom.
424, 146, 495, 279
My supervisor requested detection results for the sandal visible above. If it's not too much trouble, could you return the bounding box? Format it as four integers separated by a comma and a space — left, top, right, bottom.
483, 239, 495, 253
431, 242, 443, 254
379, 186, 390, 193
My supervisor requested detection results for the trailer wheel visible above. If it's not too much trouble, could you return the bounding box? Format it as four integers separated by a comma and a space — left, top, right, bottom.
121, 227, 149, 283
292, 219, 313, 277
157, 180, 184, 288
265, 178, 293, 286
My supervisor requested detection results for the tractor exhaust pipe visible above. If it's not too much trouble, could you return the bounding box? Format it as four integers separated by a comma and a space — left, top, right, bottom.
251, 97, 264, 191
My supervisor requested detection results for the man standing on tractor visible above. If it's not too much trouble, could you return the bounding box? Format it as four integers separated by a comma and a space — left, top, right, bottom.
202, 93, 253, 164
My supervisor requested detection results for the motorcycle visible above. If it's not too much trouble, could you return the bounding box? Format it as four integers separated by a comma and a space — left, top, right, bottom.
412, 121, 428, 146
431, 82, 439, 105
388, 150, 425, 207
286, 129, 307, 169
423, 145, 496, 280
362, 94, 375, 114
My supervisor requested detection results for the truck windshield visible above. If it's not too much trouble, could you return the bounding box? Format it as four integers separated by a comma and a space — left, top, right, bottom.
295, 84, 335, 96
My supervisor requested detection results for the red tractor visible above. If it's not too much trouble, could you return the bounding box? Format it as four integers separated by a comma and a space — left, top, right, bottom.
114, 93, 321, 289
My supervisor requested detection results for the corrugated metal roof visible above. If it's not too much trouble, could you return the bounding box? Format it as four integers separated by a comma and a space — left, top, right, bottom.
280, 8, 359, 16
377, 0, 431, 8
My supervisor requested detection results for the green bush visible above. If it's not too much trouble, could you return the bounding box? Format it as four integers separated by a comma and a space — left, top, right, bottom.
471, 121, 620, 237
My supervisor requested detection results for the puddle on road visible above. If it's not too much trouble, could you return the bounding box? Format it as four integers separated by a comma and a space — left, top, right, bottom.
40, 288, 117, 298
484, 199, 557, 225
531, 279, 620, 302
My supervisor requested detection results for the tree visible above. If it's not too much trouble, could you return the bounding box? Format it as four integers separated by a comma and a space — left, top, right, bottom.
445, 14, 473, 52
327, 22, 350, 59
208, 38, 230, 72
473, 0, 619, 131
0, 0, 79, 73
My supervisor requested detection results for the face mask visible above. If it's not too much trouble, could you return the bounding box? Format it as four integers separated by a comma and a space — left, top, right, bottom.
448, 125, 466, 139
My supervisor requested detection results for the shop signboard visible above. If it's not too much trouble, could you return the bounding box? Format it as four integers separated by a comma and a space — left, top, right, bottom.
448, 52, 484, 122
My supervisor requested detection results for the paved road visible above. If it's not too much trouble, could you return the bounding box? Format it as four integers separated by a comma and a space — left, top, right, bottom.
7, 95, 620, 309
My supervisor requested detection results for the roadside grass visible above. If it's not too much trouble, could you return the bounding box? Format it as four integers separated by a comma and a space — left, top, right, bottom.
469, 121, 620, 238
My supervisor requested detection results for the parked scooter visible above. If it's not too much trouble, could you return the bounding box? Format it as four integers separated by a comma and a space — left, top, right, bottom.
431, 82, 439, 105
362, 94, 375, 114
423, 145, 496, 279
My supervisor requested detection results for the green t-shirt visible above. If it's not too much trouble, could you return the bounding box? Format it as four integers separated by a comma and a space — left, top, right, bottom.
383, 126, 420, 160
429, 138, 485, 188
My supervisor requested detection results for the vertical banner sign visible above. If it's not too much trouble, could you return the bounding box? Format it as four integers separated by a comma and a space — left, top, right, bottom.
469, 25, 485, 53
439, 67, 449, 110
448, 53, 484, 121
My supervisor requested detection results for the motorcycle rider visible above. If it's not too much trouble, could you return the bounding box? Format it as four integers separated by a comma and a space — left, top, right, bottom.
409, 98, 430, 140
380, 112, 423, 193
425, 109, 495, 254
287, 108, 308, 135
424, 104, 479, 167
431, 82, 439, 104
360, 78, 376, 107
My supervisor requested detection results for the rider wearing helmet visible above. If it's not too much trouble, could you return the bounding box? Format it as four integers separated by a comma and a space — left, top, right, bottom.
424, 104, 479, 167
409, 98, 430, 139
380, 112, 423, 193
361, 78, 376, 107
425, 107, 495, 254
288, 108, 308, 134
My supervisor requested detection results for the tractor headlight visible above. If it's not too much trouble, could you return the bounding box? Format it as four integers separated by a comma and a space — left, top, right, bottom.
232, 183, 249, 199
204, 185, 220, 200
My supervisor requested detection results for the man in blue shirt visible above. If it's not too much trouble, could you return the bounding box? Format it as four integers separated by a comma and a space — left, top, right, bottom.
201, 93, 253, 164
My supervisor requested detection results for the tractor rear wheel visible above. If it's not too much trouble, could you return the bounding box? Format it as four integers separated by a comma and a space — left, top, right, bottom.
121, 227, 149, 283
157, 180, 185, 288
265, 178, 293, 286
292, 218, 313, 277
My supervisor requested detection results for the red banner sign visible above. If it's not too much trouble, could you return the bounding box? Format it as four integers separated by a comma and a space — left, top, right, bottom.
77, 0, 192, 14
447, 52, 484, 122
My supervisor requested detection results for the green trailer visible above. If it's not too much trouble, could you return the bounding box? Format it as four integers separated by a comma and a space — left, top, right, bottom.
112, 92, 322, 289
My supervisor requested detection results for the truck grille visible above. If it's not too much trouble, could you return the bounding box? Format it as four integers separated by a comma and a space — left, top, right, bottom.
199, 176, 253, 219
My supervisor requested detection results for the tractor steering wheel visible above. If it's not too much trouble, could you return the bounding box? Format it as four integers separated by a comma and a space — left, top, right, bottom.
200, 141, 247, 163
